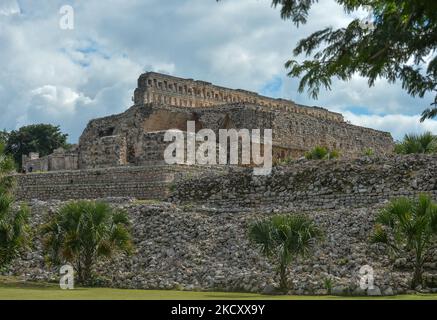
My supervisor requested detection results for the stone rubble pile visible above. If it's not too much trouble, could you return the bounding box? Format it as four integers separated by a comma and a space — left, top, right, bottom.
6, 199, 437, 296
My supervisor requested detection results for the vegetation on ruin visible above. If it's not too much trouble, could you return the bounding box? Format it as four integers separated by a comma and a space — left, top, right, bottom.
371, 194, 437, 289
363, 148, 375, 156
4, 124, 70, 168
0, 142, 31, 270
305, 146, 339, 160
0, 130, 8, 146
217, 0, 437, 120
394, 132, 437, 154
248, 214, 323, 292
41, 200, 133, 285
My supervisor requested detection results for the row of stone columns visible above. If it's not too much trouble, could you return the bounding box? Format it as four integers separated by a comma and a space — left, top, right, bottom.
142, 76, 341, 121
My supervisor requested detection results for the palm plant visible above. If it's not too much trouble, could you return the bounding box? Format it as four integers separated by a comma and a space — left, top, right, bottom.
371, 194, 437, 289
0, 143, 15, 194
394, 132, 437, 154
248, 214, 323, 291
41, 200, 133, 285
0, 194, 30, 269
0, 142, 30, 269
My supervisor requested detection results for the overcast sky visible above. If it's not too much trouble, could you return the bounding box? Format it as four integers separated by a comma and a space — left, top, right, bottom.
1, 0, 436, 142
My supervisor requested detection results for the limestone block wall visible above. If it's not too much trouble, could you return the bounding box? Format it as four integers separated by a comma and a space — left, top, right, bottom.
155, 104, 394, 158
79, 135, 127, 169
170, 154, 437, 209
135, 131, 173, 165
14, 165, 226, 202
78, 106, 154, 169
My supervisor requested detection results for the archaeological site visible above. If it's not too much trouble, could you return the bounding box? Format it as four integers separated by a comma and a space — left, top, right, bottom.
10, 73, 437, 296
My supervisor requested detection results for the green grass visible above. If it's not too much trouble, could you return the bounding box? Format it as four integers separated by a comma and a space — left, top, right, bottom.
0, 277, 436, 300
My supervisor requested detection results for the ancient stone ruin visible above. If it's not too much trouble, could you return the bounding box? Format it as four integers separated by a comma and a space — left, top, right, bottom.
22, 72, 394, 172
12, 73, 437, 296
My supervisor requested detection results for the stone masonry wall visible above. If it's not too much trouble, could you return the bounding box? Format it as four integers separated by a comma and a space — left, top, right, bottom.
170, 154, 437, 210
79, 135, 128, 169
78, 103, 393, 168
14, 165, 226, 201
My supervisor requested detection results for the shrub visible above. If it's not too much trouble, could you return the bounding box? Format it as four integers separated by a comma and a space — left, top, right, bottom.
41, 200, 133, 285
273, 156, 294, 166
370, 194, 437, 289
363, 148, 375, 156
248, 214, 323, 292
394, 132, 437, 154
305, 146, 339, 160
323, 277, 333, 295
0, 194, 30, 270
0, 142, 31, 270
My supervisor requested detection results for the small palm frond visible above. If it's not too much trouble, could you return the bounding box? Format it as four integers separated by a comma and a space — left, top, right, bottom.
40, 200, 134, 283
248, 220, 275, 257
250, 214, 322, 260
112, 209, 130, 226
395, 132, 437, 154
97, 240, 113, 257
429, 205, 437, 234
370, 224, 389, 244
384, 197, 413, 225
375, 208, 395, 228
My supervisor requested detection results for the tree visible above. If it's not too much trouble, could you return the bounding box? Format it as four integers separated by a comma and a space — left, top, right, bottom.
371, 194, 437, 289
0, 142, 30, 270
217, 0, 437, 120
248, 214, 323, 291
0, 130, 8, 146
394, 131, 437, 154
41, 200, 133, 285
5, 124, 69, 168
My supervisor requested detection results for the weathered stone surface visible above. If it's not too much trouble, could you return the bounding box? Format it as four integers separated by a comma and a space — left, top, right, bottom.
367, 286, 382, 296
383, 287, 394, 296
14, 165, 226, 201
5, 200, 437, 294
15, 154, 437, 206
171, 154, 437, 210
23, 72, 394, 172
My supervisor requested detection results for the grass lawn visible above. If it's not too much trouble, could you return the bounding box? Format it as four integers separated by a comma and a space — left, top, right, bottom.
0, 277, 436, 300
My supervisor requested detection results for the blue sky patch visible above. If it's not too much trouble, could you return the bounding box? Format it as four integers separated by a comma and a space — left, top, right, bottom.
260, 76, 283, 98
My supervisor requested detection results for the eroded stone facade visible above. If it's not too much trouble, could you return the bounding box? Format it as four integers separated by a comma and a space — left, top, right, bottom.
134, 72, 344, 122
22, 72, 394, 171
22, 147, 78, 172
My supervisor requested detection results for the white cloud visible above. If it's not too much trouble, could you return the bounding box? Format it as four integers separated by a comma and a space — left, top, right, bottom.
30, 85, 92, 115
0, 0, 20, 16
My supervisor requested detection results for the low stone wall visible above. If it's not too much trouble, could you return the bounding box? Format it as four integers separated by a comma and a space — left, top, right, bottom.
14, 165, 226, 201
170, 154, 437, 209
6, 200, 437, 295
